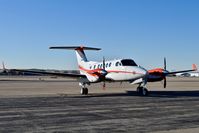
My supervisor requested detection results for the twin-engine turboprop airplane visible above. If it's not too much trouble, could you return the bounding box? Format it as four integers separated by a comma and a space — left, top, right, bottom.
13, 46, 197, 96
13, 46, 149, 95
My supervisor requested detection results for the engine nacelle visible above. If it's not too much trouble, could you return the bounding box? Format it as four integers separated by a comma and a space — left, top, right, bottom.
86, 74, 100, 83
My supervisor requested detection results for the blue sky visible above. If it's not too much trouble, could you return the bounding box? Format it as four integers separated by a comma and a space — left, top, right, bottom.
0, 0, 198, 70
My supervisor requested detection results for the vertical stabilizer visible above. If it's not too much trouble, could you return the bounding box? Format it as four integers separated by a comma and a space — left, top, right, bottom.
2, 62, 5, 71
49, 46, 101, 69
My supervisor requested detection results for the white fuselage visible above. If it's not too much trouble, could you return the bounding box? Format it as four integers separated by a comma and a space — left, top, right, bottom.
78, 59, 147, 83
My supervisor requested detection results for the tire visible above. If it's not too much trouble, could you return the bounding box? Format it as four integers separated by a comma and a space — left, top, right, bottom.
137, 87, 141, 93
137, 87, 148, 96
80, 88, 88, 95
84, 88, 88, 95
141, 88, 148, 96
81, 88, 85, 95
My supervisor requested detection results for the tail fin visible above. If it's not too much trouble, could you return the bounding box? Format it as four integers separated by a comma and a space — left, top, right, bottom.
2, 62, 5, 71
2, 62, 7, 73
49, 46, 101, 65
192, 64, 197, 71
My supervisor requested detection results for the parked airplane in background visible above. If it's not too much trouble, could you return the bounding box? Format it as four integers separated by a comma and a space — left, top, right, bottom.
0, 62, 7, 74
12, 46, 197, 96
176, 71, 199, 77
0, 62, 25, 75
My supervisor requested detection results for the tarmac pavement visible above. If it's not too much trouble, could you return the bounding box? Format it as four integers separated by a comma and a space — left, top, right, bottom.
0, 76, 199, 132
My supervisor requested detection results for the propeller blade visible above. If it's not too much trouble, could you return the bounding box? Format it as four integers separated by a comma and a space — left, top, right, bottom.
103, 81, 106, 90
102, 56, 106, 90
164, 77, 167, 88
164, 57, 166, 70
103, 56, 105, 70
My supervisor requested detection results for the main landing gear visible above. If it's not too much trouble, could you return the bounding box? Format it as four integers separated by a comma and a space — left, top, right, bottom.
79, 82, 89, 95
137, 87, 149, 96
81, 88, 88, 95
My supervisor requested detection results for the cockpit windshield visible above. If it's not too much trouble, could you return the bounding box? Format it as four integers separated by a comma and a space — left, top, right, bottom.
121, 59, 137, 66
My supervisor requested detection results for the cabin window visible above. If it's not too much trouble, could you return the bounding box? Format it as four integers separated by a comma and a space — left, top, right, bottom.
94, 65, 96, 69
100, 64, 103, 68
109, 63, 112, 67
98, 64, 100, 69
90, 66, 92, 69
106, 63, 109, 68
115, 62, 120, 67
121, 59, 137, 66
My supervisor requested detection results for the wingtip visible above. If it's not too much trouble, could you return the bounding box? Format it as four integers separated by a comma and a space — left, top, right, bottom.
192, 64, 198, 71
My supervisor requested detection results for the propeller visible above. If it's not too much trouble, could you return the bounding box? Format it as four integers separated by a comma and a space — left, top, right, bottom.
163, 77, 166, 88
103, 56, 105, 70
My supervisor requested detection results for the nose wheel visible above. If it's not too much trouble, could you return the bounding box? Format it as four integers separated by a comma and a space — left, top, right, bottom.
137, 87, 148, 96
81, 88, 88, 95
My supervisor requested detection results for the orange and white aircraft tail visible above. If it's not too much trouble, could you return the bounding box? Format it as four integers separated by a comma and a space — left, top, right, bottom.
49, 46, 101, 71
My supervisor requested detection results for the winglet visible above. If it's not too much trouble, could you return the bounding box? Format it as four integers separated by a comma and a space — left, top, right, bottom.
192, 64, 197, 71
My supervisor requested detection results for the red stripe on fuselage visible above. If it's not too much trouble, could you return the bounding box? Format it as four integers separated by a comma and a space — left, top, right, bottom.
79, 66, 100, 76
79, 66, 144, 75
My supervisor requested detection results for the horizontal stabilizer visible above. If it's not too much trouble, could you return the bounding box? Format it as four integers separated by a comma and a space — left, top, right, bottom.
49, 46, 101, 51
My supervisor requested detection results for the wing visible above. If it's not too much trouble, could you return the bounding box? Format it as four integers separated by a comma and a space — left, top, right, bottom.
167, 69, 196, 75
167, 64, 197, 75
11, 69, 87, 78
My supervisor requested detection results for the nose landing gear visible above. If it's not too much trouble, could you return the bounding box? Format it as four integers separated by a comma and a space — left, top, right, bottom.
137, 87, 149, 96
